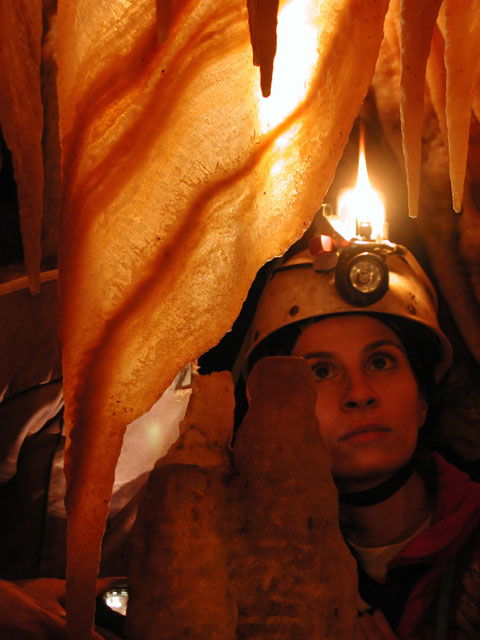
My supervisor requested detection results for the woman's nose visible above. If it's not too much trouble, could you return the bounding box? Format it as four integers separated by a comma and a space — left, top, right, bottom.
341, 372, 377, 411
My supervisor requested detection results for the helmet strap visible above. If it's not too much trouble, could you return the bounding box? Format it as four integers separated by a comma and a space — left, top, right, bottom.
338, 458, 415, 507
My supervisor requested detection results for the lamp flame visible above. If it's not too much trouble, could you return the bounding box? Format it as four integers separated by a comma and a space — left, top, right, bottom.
335, 128, 385, 241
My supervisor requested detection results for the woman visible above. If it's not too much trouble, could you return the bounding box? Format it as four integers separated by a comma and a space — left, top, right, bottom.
243, 242, 480, 639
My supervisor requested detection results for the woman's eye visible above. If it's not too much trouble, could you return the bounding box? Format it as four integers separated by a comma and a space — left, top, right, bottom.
311, 363, 335, 381
369, 353, 395, 371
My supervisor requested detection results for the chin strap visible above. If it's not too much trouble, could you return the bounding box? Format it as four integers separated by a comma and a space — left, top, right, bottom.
338, 458, 416, 507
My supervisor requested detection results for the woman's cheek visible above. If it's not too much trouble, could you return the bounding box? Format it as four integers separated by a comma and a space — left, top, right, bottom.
314, 397, 338, 452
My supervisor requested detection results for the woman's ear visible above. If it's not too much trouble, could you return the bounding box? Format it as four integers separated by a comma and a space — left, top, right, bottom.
418, 395, 428, 428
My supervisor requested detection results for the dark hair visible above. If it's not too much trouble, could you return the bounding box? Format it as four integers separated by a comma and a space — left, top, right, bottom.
374, 315, 443, 503
374, 315, 441, 448
246, 322, 305, 374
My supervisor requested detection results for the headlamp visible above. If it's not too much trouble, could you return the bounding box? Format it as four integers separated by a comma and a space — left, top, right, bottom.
309, 208, 396, 308
335, 243, 389, 306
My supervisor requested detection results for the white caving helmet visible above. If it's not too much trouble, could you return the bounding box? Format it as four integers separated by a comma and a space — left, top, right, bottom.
243, 233, 452, 382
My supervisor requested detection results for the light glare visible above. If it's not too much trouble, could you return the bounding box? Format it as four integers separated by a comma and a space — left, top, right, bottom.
336, 131, 385, 241
258, 0, 317, 133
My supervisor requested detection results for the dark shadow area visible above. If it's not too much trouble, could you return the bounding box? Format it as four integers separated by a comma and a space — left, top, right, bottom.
0, 131, 23, 267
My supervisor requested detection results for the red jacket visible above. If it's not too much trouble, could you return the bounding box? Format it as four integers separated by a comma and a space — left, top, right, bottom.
366, 455, 480, 638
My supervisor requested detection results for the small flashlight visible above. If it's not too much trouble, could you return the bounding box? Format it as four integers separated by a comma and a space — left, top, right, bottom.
103, 585, 129, 616
95, 582, 129, 636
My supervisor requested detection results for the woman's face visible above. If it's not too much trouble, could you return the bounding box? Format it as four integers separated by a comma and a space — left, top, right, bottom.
291, 315, 428, 493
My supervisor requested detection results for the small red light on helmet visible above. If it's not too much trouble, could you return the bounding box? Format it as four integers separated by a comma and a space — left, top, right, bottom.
321, 234, 333, 252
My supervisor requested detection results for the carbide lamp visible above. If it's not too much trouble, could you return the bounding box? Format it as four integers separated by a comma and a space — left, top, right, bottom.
335, 128, 386, 243
312, 128, 397, 306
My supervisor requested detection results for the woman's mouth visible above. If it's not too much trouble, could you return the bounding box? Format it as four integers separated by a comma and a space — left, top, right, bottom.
339, 424, 391, 443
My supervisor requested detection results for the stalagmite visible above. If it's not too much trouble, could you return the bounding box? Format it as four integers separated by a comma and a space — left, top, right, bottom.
231, 357, 358, 639
126, 372, 236, 640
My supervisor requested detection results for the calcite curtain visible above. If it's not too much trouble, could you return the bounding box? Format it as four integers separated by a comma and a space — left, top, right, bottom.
55, 0, 388, 636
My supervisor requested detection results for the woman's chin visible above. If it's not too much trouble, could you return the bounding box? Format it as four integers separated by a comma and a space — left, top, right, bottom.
332, 458, 409, 494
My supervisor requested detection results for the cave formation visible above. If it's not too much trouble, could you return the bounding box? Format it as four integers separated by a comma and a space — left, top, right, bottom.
1, 0, 480, 638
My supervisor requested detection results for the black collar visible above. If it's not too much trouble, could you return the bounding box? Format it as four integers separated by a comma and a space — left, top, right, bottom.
338, 459, 416, 507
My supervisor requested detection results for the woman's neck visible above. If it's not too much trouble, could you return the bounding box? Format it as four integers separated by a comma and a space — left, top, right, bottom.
339, 471, 431, 548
